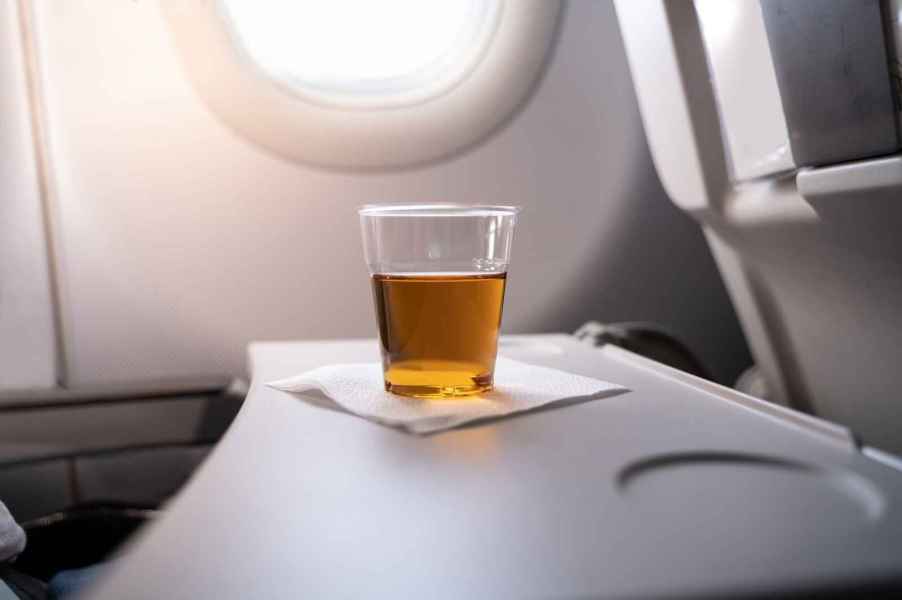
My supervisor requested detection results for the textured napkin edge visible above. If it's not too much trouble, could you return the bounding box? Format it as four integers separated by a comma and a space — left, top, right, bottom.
266, 370, 449, 430
266, 361, 629, 435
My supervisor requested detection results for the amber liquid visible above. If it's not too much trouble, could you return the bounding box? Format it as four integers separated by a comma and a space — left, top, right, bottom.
371, 273, 507, 398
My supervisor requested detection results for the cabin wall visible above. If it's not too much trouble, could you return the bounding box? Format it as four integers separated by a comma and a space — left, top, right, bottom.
15, 0, 750, 386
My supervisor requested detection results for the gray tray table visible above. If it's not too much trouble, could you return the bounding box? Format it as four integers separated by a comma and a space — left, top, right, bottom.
87, 335, 902, 598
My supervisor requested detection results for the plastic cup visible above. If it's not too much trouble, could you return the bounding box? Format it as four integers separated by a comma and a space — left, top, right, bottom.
359, 204, 520, 398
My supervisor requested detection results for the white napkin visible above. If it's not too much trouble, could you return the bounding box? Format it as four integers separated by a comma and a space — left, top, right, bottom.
0, 500, 25, 563
267, 357, 627, 434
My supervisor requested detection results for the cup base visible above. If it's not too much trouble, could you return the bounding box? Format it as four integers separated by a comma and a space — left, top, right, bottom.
381, 358, 495, 400
385, 381, 493, 400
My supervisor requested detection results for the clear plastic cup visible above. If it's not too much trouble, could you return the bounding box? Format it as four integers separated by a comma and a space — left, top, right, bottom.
359, 204, 520, 399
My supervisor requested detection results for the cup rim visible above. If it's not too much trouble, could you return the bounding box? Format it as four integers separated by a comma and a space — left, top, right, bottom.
358, 203, 521, 217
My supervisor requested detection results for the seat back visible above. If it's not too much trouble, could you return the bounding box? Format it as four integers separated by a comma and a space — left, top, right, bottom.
615, 0, 902, 453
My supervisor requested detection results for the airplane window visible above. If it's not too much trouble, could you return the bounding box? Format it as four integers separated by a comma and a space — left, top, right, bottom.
163, 0, 561, 168
219, 0, 502, 108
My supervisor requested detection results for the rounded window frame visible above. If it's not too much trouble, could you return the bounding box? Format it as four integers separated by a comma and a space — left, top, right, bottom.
162, 0, 561, 169
217, 0, 505, 111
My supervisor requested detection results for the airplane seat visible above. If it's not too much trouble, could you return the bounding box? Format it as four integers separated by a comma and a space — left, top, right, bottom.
615, 0, 902, 454
0, 381, 244, 591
